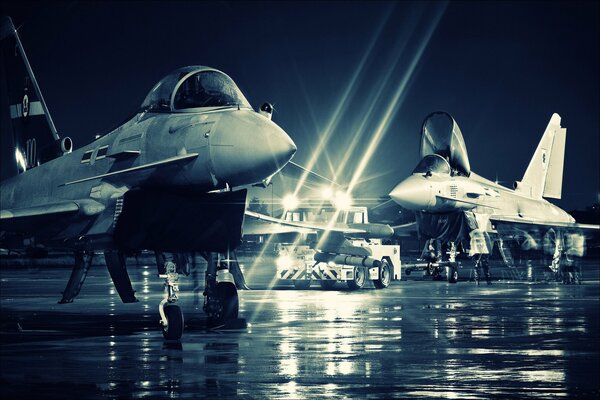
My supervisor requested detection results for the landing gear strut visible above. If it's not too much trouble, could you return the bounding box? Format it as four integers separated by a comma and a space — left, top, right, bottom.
473, 254, 492, 285
59, 251, 94, 304
203, 252, 241, 328
550, 239, 563, 282
158, 257, 184, 340
420, 239, 444, 280
446, 242, 459, 284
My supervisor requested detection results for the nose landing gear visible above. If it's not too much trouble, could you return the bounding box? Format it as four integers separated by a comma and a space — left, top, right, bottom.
446, 242, 459, 284
159, 259, 184, 340
156, 251, 245, 340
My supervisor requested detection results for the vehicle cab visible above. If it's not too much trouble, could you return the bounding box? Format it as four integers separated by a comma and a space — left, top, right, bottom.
283, 206, 369, 225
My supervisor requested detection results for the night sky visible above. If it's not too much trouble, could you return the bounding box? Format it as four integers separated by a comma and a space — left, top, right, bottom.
1, 1, 598, 211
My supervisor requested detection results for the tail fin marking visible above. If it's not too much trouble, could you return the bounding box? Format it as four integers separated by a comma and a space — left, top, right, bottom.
1, 16, 61, 175
517, 113, 566, 199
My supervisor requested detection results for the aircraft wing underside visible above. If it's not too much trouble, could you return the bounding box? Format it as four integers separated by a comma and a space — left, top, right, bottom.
1, 201, 80, 221
489, 215, 599, 256
391, 221, 418, 237
244, 210, 373, 236
0, 199, 108, 249
243, 212, 316, 236
490, 215, 600, 232
243, 210, 378, 257
0, 200, 105, 232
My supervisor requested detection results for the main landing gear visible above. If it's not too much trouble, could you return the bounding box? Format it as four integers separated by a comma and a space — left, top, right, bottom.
473, 254, 492, 285
413, 240, 460, 283
156, 252, 243, 340
157, 251, 244, 340
59, 251, 94, 304
58, 250, 244, 341
202, 252, 240, 328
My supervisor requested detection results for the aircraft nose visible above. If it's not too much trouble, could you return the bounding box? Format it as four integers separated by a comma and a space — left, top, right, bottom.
211, 111, 296, 186
389, 175, 433, 210
264, 125, 297, 172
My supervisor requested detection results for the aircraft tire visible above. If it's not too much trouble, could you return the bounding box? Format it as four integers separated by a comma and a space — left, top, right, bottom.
320, 280, 337, 289
347, 267, 366, 290
293, 280, 311, 289
447, 264, 458, 284
374, 261, 391, 289
162, 304, 184, 340
217, 282, 239, 322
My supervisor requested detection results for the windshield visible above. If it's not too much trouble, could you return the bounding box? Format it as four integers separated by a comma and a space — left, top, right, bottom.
174, 71, 251, 110
412, 154, 451, 175
420, 112, 470, 176
313, 209, 346, 224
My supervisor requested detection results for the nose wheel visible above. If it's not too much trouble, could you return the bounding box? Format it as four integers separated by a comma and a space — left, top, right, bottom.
159, 259, 184, 340
446, 242, 459, 284
161, 303, 184, 340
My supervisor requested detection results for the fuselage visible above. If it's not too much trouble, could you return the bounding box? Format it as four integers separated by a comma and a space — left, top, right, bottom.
389, 164, 574, 232
1, 107, 295, 210
0, 67, 297, 250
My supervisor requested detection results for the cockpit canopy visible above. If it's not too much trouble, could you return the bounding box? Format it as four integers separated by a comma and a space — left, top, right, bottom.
420, 111, 471, 176
140, 66, 251, 112
412, 154, 451, 176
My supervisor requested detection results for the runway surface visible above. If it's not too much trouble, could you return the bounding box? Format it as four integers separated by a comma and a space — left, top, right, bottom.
1, 255, 599, 399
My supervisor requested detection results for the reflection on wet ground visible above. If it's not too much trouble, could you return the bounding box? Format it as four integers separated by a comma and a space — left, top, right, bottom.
1, 258, 599, 399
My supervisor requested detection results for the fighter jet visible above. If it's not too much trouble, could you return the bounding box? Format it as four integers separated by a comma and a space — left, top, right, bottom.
0, 17, 296, 339
389, 111, 599, 283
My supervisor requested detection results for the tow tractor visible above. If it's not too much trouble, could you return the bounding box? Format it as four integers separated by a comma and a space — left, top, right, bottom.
274, 206, 401, 290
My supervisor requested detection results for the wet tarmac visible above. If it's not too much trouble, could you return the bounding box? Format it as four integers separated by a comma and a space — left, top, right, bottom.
1, 256, 599, 399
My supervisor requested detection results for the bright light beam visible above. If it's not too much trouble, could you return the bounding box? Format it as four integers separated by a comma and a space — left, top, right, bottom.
292, 5, 395, 199
248, 3, 447, 322
347, 4, 447, 193
282, 193, 299, 210
328, 9, 422, 188
243, 8, 398, 321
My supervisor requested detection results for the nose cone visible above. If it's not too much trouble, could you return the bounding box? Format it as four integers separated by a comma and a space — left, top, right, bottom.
389, 175, 433, 210
211, 110, 296, 186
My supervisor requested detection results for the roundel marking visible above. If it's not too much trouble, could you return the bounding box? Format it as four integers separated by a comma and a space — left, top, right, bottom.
541, 149, 548, 170
22, 94, 29, 118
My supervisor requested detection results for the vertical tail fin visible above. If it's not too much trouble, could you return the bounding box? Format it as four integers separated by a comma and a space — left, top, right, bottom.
516, 113, 566, 199
1, 16, 62, 175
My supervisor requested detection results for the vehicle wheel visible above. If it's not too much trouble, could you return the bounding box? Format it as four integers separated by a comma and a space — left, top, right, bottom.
293, 280, 311, 289
374, 261, 391, 289
447, 264, 458, 284
216, 282, 239, 322
320, 280, 337, 289
347, 266, 366, 290
404, 268, 411, 276
162, 304, 184, 340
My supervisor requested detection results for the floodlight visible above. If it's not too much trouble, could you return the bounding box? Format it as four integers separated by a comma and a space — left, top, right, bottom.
322, 187, 333, 200
333, 191, 352, 210
282, 193, 299, 210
